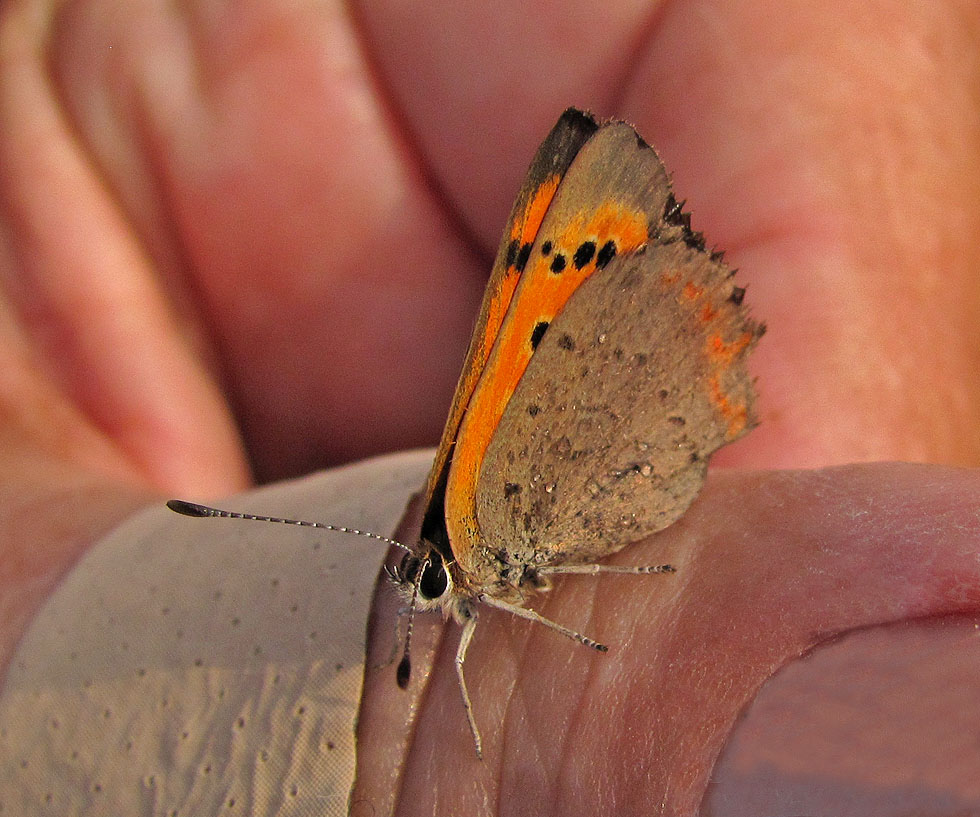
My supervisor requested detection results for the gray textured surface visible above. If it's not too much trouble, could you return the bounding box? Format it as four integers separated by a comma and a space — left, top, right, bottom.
0, 450, 429, 816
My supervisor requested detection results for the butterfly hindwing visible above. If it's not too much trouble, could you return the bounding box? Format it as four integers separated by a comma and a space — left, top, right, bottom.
478, 241, 761, 568
471, 124, 762, 570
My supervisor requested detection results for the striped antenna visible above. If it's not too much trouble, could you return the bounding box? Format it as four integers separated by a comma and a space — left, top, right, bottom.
396, 567, 422, 688
166, 499, 411, 552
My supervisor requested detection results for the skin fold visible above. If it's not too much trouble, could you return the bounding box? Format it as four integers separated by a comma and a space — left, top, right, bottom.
1, 0, 979, 813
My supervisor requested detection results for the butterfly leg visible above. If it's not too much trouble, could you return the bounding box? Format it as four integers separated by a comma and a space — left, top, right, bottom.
537, 562, 675, 576
455, 610, 483, 759
478, 593, 608, 652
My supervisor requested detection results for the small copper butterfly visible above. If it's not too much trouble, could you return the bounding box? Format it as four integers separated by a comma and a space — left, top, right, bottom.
169, 108, 763, 759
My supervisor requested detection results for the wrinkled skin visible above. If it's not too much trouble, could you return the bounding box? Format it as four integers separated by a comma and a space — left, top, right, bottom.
1, 0, 980, 814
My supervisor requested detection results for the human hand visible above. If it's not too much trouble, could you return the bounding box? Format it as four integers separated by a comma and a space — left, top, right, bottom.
1, 0, 979, 813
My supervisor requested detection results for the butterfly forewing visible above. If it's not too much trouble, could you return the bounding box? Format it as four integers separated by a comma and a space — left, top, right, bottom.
422, 110, 600, 518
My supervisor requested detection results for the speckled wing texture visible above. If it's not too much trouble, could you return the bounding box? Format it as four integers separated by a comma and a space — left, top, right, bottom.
475, 124, 763, 569
422, 110, 599, 510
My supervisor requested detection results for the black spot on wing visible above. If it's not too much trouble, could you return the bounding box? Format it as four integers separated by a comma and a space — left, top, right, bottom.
515, 242, 532, 272
506, 239, 519, 268
595, 240, 617, 269
530, 321, 549, 350
573, 241, 596, 269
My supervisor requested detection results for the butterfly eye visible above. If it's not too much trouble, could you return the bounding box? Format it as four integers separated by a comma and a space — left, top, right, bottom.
418, 554, 449, 600
398, 552, 420, 584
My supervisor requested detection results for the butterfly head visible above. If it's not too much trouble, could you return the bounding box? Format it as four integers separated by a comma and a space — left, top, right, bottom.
391, 543, 476, 690
391, 547, 454, 611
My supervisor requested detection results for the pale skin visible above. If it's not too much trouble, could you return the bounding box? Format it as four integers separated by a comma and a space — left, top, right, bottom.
2, 0, 980, 814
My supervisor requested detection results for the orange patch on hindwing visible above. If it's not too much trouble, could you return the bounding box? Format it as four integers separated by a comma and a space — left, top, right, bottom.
670, 270, 756, 439
708, 371, 749, 438
682, 282, 704, 301
705, 329, 755, 436
707, 331, 754, 367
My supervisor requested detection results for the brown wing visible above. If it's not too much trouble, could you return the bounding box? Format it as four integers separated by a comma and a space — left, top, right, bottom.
475, 134, 762, 569
445, 120, 673, 573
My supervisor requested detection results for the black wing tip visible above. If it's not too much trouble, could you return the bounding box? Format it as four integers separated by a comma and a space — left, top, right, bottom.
557, 109, 653, 153
553, 108, 600, 144
166, 499, 210, 517
559, 107, 597, 127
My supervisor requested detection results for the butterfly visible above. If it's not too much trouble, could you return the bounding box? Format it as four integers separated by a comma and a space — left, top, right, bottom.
169, 108, 763, 759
